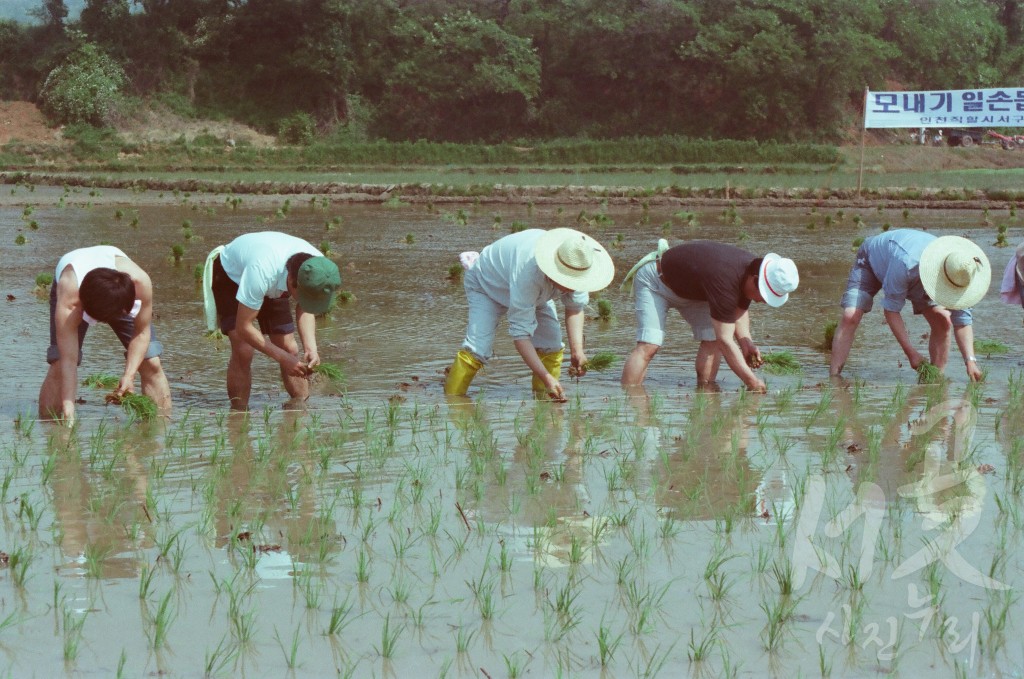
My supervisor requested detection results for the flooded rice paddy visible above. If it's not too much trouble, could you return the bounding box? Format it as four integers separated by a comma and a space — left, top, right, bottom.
1, 185, 1024, 677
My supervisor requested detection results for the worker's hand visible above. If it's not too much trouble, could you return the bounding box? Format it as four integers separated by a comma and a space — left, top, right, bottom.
966, 360, 983, 382
543, 375, 567, 402
303, 348, 321, 370
740, 339, 763, 369
568, 352, 588, 378
283, 355, 311, 378
745, 378, 767, 394
115, 374, 136, 400
908, 350, 926, 370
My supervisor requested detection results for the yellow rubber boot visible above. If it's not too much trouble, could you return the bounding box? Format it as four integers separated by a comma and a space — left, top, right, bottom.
444, 350, 483, 396
532, 349, 564, 395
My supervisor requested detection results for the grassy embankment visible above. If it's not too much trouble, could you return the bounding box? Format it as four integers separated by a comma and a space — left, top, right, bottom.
4, 129, 1024, 203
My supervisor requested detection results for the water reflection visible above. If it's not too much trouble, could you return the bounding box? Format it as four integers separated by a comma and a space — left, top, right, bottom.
50, 421, 158, 579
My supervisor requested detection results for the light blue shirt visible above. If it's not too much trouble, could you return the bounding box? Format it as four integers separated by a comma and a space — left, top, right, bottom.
471, 229, 588, 339
863, 229, 971, 324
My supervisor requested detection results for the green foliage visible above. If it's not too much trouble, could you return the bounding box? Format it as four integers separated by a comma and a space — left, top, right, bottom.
39, 42, 127, 126
278, 112, 317, 145
82, 373, 119, 389
584, 352, 617, 372
916, 362, 944, 384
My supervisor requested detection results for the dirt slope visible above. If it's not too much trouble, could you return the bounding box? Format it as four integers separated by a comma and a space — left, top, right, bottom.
0, 101, 60, 144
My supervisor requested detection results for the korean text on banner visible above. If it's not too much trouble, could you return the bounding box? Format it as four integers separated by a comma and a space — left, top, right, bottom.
865, 89, 1024, 129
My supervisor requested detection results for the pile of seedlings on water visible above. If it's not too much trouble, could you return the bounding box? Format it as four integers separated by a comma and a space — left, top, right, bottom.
975, 338, 1010, 357
82, 373, 119, 389
760, 351, 801, 375
446, 264, 463, 282
33, 272, 53, 295
105, 391, 158, 421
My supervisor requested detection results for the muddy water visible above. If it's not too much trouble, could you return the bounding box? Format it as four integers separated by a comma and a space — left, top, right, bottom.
0, 186, 1022, 677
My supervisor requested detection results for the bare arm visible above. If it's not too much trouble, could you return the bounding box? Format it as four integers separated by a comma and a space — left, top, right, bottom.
883, 310, 925, 368
294, 304, 321, 369
235, 303, 308, 377
711, 318, 766, 392
732, 309, 763, 368
953, 323, 982, 381
115, 259, 153, 396
564, 307, 587, 375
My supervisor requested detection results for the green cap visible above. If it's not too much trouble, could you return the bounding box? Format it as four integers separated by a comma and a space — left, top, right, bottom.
296, 256, 341, 314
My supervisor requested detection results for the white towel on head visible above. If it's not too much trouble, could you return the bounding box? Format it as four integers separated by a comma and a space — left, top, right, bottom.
459, 251, 480, 270
83, 299, 141, 326
203, 246, 226, 331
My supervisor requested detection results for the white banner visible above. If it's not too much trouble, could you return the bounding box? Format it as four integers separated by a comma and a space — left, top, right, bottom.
865, 88, 1024, 128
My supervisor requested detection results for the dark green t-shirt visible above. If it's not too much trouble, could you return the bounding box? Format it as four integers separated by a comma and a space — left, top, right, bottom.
659, 241, 755, 323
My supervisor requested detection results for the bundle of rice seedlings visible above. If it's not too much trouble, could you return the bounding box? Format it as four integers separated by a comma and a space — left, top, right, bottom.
595, 298, 613, 321
312, 362, 346, 384
974, 339, 1009, 357
916, 362, 944, 384
585, 351, 617, 371
761, 351, 801, 375
82, 373, 119, 389
106, 392, 158, 421
447, 264, 463, 282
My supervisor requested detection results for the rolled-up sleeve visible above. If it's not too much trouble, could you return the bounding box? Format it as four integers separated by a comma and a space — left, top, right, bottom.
563, 290, 588, 312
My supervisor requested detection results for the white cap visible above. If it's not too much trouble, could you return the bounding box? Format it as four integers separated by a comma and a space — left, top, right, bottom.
758, 254, 799, 307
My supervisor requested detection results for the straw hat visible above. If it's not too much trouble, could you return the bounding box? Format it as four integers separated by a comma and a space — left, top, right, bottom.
1016, 240, 1024, 283
758, 253, 799, 307
535, 228, 615, 293
919, 236, 991, 309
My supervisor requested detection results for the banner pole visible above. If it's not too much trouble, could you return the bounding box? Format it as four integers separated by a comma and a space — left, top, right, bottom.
858, 87, 868, 198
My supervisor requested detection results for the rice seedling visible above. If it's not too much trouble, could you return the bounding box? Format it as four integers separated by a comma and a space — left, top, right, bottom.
820, 319, 837, 351
62, 606, 87, 662
446, 263, 463, 282
916, 362, 944, 384
595, 297, 613, 321
14, 233, 26, 245
578, 351, 617, 374
171, 244, 184, 264
761, 351, 801, 375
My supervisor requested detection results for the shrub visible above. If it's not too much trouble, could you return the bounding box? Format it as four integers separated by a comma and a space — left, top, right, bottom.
39, 42, 127, 126
278, 112, 317, 145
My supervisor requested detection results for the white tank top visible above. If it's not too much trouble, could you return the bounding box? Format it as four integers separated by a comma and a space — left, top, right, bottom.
55, 245, 127, 283
55, 246, 140, 325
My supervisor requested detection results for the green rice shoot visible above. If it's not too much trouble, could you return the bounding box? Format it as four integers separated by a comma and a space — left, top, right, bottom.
916, 362, 945, 384
974, 338, 1010, 357
82, 373, 119, 389
761, 351, 801, 375
820, 319, 837, 351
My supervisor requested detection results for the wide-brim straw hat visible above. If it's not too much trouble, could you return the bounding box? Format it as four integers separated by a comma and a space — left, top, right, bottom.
919, 236, 991, 309
535, 228, 615, 293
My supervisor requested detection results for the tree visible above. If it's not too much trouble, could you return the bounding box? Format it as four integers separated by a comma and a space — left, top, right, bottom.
377, 10, 540, 140
38, 40, 126, 125
681, 0, 894, 139
79, 0, 132, 60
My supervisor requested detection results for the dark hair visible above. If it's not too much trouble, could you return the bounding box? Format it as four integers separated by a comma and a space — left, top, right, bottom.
285, 252, 315, 282
80, 268, 134, 322
745, 257, 764, 279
